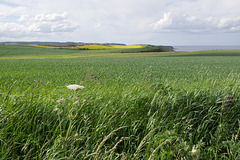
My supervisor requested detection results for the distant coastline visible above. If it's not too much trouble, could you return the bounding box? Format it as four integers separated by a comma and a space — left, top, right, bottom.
174, 46, 240, 52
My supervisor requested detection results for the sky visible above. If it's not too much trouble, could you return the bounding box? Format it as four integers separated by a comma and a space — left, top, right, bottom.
0, 0, 240, 45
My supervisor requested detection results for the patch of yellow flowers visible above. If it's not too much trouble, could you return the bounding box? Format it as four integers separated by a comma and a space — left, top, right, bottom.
28, 44, 143, 50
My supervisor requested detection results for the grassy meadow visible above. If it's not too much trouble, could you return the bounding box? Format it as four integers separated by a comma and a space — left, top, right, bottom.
1, 45, 240, 159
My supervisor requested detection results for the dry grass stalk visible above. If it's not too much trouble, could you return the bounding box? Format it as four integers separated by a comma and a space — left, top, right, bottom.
223, 94, 233, 113
8, 140, 14, 150
95, 126, 128, 154
106, 137, 130, 154
84, 153, 99, 160
24, 148, 34, 160
134, 127, 159, 157
93, 137, 102, 151
40, 141, 49, 155
107, 115, 116, 124
21, 143, 28, 151
148, 139, 171, 160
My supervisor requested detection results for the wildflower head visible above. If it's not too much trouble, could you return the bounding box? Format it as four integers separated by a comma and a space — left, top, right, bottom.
53, 108, 59, 112
74, 96, 79, 100
74, 133, 79, 137
83, 99, 88, 103
67, 84, 85, 91
73, 101, 79, 105
56, 98, 64, 104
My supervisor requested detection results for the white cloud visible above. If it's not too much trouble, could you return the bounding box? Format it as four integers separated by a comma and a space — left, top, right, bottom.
151, 13, 173, 30
33, 12, 67, 22
151, 12, 240, 33
0, 3, 26, 18
217, 17, 240, 29
18, 14, 29, 22
94, 23, 101, 28
0, 12, 79, 36
0, 22, 25, 32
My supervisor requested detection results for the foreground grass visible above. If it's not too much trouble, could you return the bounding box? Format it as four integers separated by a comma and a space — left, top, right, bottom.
0, 48, 240, 159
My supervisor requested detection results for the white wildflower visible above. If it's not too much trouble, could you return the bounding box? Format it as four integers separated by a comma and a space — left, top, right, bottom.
67, 84, 85, 91
191, 145, 200, 157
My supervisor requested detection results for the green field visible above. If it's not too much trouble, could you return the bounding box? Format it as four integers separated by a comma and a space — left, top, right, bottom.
1, 45, 240, 159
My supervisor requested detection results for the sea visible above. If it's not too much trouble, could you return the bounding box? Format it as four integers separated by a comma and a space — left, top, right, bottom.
173, 46, 240, 52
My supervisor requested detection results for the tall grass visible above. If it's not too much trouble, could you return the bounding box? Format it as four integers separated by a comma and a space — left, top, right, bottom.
0, 55, 240, 159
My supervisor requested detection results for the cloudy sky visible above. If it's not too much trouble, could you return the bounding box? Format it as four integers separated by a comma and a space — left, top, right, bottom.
0, 0, 240, 45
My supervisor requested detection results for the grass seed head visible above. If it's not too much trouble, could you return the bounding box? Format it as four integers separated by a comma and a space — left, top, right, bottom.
224, 94, 233, 104
223, 94, 234, 113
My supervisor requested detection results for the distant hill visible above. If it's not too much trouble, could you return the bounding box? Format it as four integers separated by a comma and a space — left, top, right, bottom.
0, 41, 174, 52
0, 41, 126, 46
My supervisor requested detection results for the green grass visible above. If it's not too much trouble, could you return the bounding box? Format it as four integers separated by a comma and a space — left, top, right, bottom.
1, 46, 240, 159
0, 45, 80, 57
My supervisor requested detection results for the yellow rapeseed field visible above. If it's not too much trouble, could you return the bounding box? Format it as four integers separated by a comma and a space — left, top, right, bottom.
26, 45, 62, 49
27, 44, 143, 50
76, 45, 112, 49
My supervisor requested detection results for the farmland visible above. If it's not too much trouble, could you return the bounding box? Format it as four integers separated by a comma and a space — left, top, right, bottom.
1, 45, 240, 159
28, 44, 144, 49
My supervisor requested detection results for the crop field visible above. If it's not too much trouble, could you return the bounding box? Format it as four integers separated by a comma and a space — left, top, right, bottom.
0, 45, 175, 59
1, 45, 240, 159
29, 44, 144, 50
